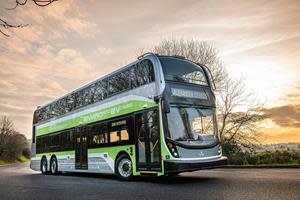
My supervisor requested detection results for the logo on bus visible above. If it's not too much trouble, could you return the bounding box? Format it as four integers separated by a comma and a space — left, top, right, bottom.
198, 151, 205, 157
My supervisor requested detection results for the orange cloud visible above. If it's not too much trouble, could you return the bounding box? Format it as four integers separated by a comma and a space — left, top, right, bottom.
259, 127, 300, 144
264, 104, 300, 128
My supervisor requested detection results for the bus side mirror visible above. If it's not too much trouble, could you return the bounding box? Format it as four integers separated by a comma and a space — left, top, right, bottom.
162, 100, 170, 113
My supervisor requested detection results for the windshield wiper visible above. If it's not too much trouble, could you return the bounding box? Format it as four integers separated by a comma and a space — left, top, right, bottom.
165, 75, 186, 82
178, 108, 195, 140
173, 75, 186, 82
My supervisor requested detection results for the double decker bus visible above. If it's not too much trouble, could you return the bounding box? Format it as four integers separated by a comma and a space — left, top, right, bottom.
30, 53, 227, 180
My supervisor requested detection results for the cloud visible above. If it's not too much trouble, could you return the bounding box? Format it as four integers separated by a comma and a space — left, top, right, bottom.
0, 1, 101, 138
259, 127, 300, 144
283, 85, 300, 103
264, 104, 300, 128
41, 0, 99, 38
96, 47, 113, 55
0, 46, 95, 137
262, 83, 300, 129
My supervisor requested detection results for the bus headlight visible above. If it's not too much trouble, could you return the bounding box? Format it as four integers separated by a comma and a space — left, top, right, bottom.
218, 145, 222, 155
167, 142, 179, 158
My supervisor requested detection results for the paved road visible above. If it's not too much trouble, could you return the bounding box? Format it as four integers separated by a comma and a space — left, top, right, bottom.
0, 164, 299, 200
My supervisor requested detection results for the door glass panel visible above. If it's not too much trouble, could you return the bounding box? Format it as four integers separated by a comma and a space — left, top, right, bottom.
75, 126, 88, 169
136, 109, 160, 171
81, 126, 88, 169
75, 129, 81, 168
148, 111, 160, 163
138, 124, 146, 164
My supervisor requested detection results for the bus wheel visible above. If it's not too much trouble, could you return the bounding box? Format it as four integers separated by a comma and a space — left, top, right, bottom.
50, 157, 58, 175
115, 154, 132, 181
41, 157, 48, 175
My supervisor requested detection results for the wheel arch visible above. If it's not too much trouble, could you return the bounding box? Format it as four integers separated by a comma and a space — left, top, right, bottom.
114, 151, 132, 171
115, 151, 131, 164
50, 154, 57, 162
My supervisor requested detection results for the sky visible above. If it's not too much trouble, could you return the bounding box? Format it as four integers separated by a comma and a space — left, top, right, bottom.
0, 0, 300, 143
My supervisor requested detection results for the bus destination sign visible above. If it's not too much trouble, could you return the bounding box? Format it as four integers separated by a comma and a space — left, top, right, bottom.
171, 88, 208, 100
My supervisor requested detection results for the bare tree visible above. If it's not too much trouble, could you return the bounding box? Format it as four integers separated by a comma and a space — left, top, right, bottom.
0, 116, 15, 156
0, 0, 57, 37
217, 78, 264, 152
0, 116, 29, 161
151, 38, 264, 152
153, 38, 228, 89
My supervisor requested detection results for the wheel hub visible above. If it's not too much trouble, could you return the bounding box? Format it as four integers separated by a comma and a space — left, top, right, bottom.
42, 160, 47, 173
51, 161, 56, 173
122, 163, 129, 171
118, 159, 132, 178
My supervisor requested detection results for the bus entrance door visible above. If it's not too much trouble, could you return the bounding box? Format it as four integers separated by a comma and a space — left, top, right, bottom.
136, 110, 161, 172
75, 125, 88, 170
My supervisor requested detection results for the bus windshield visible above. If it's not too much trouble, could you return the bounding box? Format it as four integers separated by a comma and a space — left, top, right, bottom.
159, 57, 208, 86
166, 106, 218, 146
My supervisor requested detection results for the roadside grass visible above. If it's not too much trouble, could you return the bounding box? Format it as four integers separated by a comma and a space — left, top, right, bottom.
225, 150, 300, 167
224, 163, 300, 168
0, 156, 30, 166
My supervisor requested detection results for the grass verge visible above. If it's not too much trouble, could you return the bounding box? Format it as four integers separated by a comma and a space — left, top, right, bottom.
223, 163, 300, 168
0, 156, 30, 166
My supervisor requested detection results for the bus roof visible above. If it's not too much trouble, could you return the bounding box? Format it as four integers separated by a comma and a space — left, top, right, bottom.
37, 53, 160, 110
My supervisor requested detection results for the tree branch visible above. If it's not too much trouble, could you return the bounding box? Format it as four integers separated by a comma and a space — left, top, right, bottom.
6, 0, 28, 10
0, 18, 28, 37
33, 0, 58, 7
1, 0, 57, 37
0, 29, 9, 37
6, 0, 57, 10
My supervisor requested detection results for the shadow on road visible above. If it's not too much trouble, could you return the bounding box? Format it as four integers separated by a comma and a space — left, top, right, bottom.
45, 171, 221, 185
137, 175, 220, 185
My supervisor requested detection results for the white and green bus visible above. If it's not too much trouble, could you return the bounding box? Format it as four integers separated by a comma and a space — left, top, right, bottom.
30, 53, 227, 180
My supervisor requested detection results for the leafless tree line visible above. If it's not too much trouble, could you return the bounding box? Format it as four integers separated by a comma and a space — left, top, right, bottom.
0, 0, 57, 37
0, 116, 30, 161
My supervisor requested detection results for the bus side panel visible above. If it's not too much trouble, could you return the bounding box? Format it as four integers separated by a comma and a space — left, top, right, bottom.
31, 145, 137, 174
30, 157, 41, 171
88, 145, 136, 175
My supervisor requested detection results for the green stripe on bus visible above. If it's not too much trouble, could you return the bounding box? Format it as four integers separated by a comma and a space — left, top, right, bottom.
36, 100, 157, 136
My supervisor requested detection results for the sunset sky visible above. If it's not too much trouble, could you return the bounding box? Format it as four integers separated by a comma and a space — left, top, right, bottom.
0, 0, 300, 143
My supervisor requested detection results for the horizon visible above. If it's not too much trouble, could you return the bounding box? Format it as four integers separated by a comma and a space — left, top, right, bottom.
0, 0, 300, 144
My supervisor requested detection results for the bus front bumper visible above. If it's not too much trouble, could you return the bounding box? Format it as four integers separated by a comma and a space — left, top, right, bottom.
164, 156, 227, 174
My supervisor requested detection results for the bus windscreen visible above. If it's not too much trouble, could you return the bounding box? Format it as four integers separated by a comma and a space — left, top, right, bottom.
159, 57, 208, 86
166, 106, 218, 147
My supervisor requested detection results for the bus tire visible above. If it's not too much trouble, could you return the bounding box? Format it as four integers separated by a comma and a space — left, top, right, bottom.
115, 154, 132, 181
41, 157, 48, 175
50, 156, 58, 175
